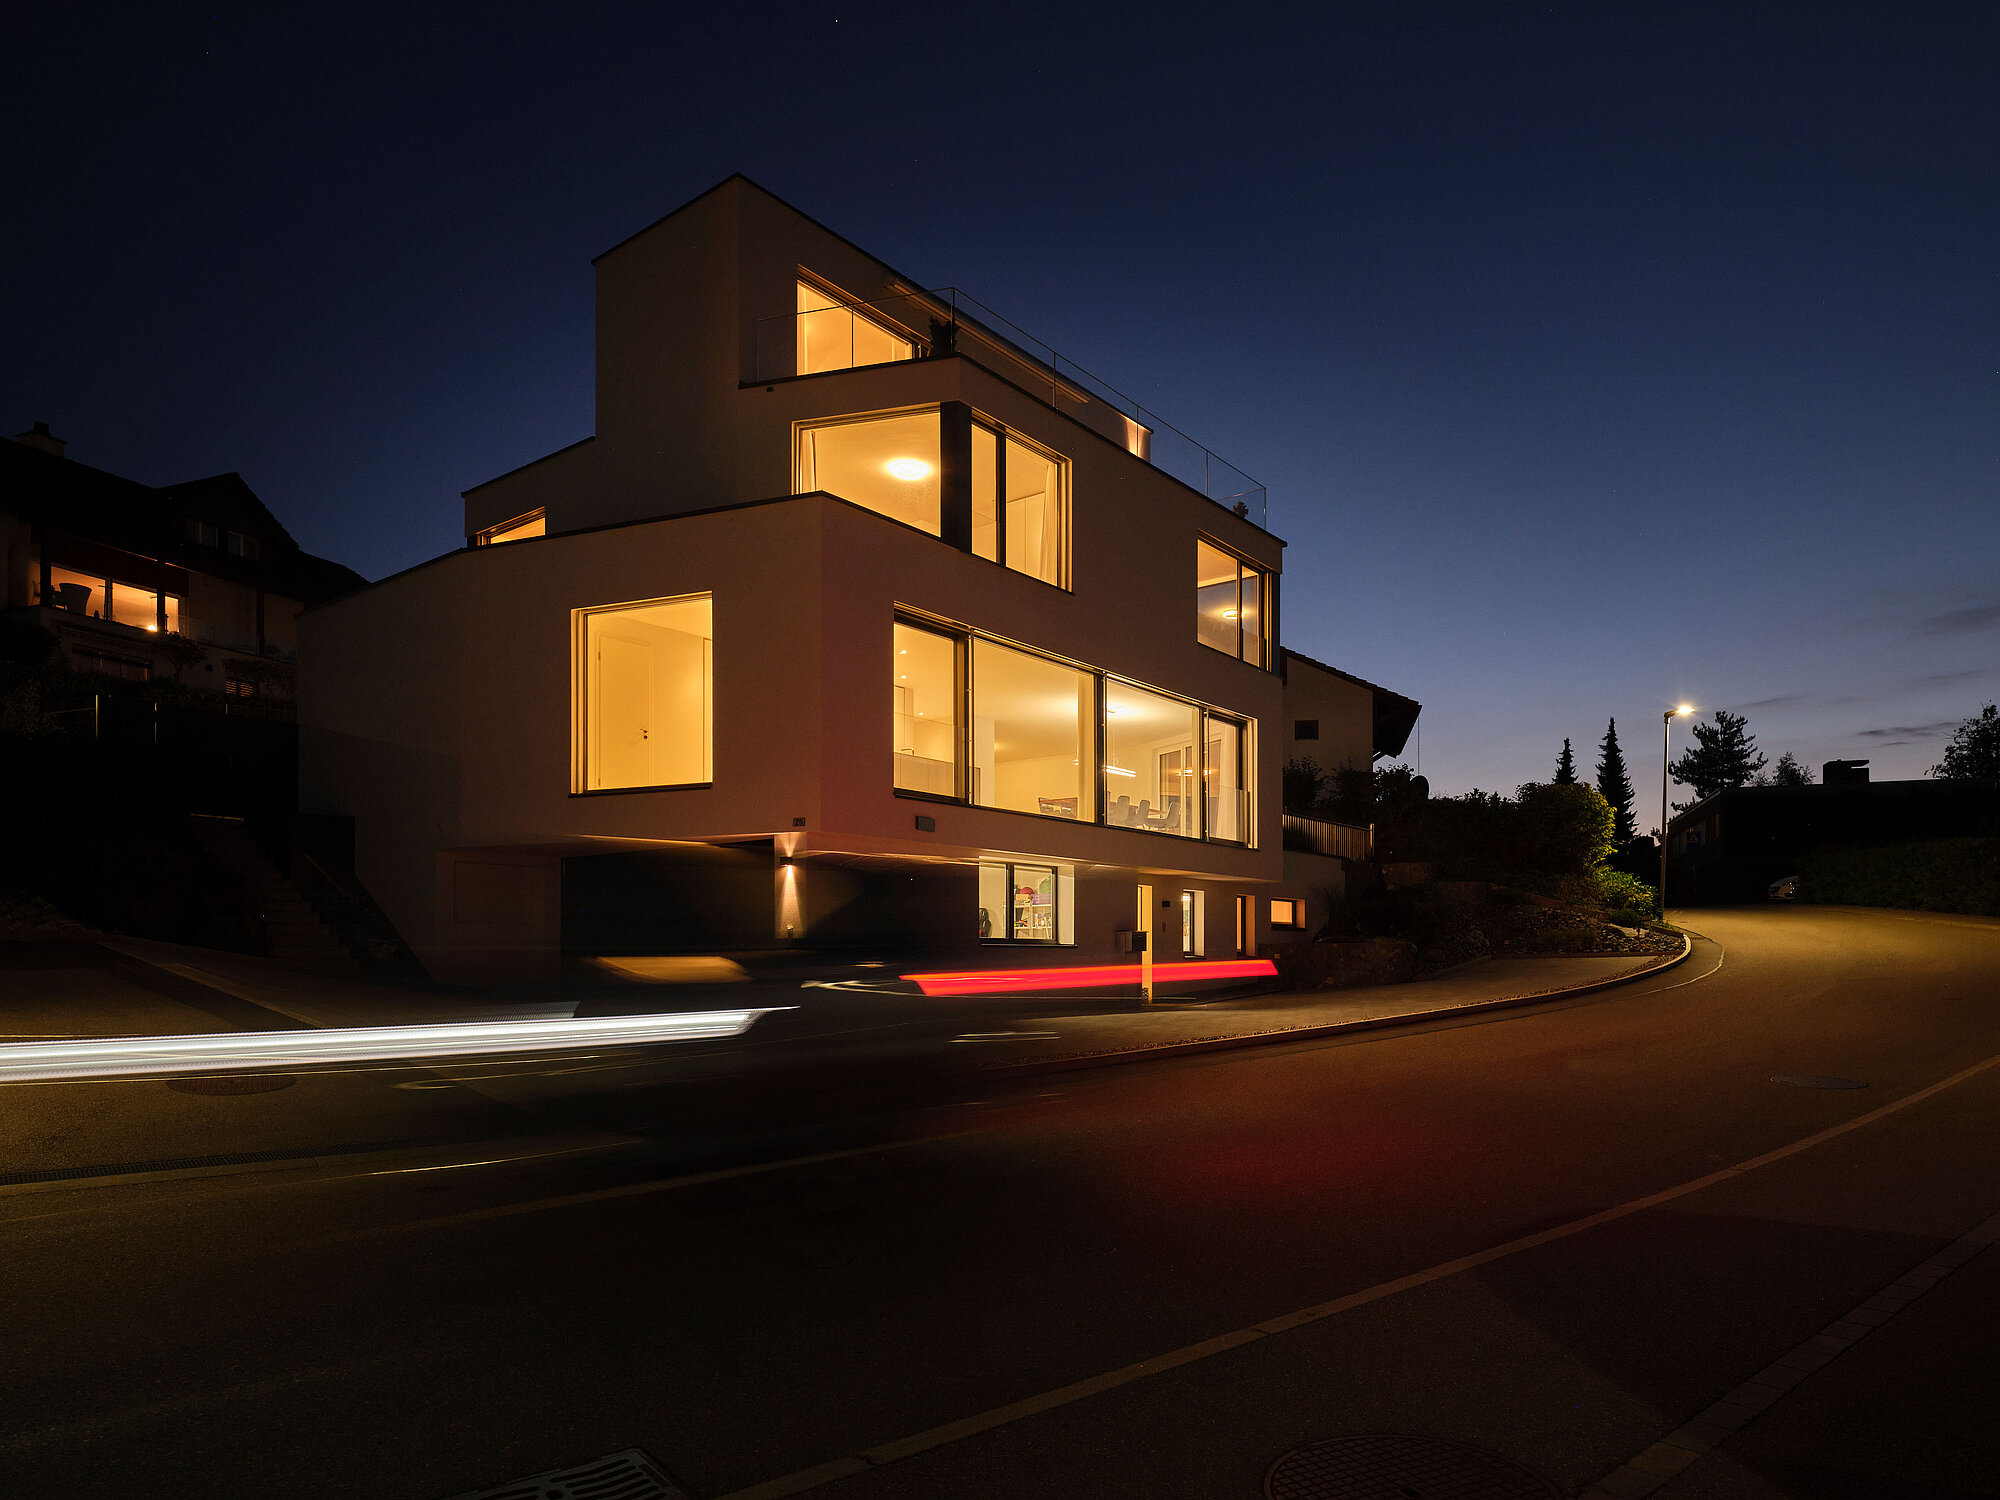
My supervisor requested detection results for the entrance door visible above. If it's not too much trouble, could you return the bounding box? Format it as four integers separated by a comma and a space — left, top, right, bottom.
1179, 890, 1204, 957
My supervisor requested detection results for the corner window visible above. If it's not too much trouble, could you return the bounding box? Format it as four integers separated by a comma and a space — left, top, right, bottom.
797, 409, 942, 536
892, 621, 960, 797
970, 420, 1068, 588
971, 637, 1095, 821
1203, 711, 1248, 843
1197, 539, 1267, 665
797, 278, 916, 375
577, 593, 712, 791
476, 510, 546, 546
978, 862, 1074, 944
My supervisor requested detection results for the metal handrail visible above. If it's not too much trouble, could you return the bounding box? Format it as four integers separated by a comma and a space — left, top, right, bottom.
758, 285, 1267, 528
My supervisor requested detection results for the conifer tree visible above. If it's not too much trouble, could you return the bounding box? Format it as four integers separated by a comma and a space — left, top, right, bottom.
1670, 709, 1767, 804
1553, 738, 1577, 785
1770, 751, 1813, 787
1595, 719, 1637, 843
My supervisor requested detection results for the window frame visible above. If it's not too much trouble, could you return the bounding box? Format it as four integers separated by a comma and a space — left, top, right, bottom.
979, 860, 1066, 946
891, 616, 1256, 846
1269, 897, 1306, 930
1196, 536, 1270, 668
570, 591, 715, 797
891, 618, 965, 804
475, 509, 547, 546
795, 271, 922, 377
967, 413, 1070, 590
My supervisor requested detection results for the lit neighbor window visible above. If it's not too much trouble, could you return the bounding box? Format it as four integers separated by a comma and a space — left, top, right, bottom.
579, 593, 712, 791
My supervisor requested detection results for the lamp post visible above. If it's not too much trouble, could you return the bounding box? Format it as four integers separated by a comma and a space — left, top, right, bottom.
1661, 705, 1695, 918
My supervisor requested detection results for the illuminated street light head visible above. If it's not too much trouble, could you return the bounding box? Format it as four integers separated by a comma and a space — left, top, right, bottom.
1676, 704, 1696, 716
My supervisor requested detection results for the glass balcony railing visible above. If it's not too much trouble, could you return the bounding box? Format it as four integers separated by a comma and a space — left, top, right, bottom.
755, 286, 1267, 529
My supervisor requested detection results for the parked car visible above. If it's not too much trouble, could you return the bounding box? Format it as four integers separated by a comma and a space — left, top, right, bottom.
1768, 874, 1798, 900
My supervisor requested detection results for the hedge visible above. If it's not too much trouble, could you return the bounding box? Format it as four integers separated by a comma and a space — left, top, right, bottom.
1797, 838, 2000, 917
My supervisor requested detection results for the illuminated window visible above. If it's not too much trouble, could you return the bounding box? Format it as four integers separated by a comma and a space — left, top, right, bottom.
1270, 898, 1305, 929
978, 862, 1074, 944
893, 621, 959, 797
796, 279, 915, 375
1204, 711, 1248, 843
43, 567, 178, 632
1104, 679, 1201, 838
577, 594, 712, 791
797, 409, 942, 536
476, 510, 546, 546
1197, 538, 1267, 665
969, 420, 1067, 587
970, 638, 1094, 821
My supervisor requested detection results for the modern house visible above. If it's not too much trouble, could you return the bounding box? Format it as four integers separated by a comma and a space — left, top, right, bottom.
2, 424, 363, 697
300, 176, 1416, 982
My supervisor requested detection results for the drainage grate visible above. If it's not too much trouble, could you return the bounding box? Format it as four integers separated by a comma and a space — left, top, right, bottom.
444, 1448, 687, 1500
166, 1075, 297, 1095
1771, 1074, 1867, 1089
1265, 1434, 1559, 1500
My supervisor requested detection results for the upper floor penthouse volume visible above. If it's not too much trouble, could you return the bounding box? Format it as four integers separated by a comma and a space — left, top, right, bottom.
750, 277, 1268, 531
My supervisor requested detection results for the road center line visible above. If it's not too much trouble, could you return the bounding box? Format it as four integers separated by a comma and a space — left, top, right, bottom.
711, 1042, 2000, 1500
1581, 1205, 2000, 1499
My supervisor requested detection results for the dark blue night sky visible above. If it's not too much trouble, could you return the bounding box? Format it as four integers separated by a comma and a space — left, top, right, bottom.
9, 2, 1996, 807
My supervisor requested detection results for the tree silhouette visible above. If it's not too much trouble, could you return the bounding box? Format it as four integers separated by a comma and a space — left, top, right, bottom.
1595, 719, 1636, 843
1553, 738, 1577, 785
1671, 709, 1767, 804
1931, 704, 2000, 781
1770, 751, 1813, 787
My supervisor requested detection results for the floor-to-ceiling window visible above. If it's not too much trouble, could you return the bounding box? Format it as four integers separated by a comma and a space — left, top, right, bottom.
966, 421, 1066, 588
970, 638, 1095, 821
797, 409, 943, 536
892, 621, 959, 796
1104, 678, 1201, 837
577, 594, 712, 791
1203, 711, 1247, 842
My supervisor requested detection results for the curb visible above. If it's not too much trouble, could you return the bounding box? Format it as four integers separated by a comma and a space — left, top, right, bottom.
974, 935, 1696, 1079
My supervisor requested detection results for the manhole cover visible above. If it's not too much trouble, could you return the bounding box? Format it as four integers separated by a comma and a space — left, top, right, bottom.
166, 1075, 297, 1095
1265, 1435, 1559, 1500
1770, 1075, 1867, 1090
444, 1447, 686, 1500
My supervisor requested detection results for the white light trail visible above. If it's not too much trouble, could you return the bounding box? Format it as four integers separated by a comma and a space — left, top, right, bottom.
0, 1010, 783, 1085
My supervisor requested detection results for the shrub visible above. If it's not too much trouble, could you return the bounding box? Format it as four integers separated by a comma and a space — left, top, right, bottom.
1597, 869, 1660, 923
1798, 838, 2000, 917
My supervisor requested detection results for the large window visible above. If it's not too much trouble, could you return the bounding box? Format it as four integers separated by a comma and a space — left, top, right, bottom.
578, 594, 712, 791
899, 621, 1251, 843
970, 422, 1067, 587
796, 279, 915, 375
1104, 678, 1202, 837
970, 638, 1094, 821
1197, 539, 1266, 665
43, 567, 179, 633
797, 409, 942, 536
893, 622, 959, 796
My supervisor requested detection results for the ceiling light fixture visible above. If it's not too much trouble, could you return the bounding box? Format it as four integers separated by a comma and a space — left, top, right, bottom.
886, 458, 931, 481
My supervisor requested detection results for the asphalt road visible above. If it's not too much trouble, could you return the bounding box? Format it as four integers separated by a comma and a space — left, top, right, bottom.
3, 905, 1997, 1499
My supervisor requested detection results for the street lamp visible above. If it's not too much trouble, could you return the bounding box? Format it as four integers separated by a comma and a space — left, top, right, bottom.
1661, 705, 1695, 918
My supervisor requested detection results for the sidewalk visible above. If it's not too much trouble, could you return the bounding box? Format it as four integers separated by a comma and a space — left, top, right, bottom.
956, 945, 1694, 1076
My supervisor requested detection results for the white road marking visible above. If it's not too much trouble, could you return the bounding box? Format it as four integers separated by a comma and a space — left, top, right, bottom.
711, 1040, 2000, 1500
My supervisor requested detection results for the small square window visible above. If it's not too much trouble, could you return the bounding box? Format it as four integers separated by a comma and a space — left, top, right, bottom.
1270, 898, 1305, 929
1294, 719, 1319, 741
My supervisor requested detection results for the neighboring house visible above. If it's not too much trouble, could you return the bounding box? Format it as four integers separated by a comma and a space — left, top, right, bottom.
1279, 648, 1420, 778
1666, 763, 2000, 903
1, 425, 364, 698
299, 175, 1416, 981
